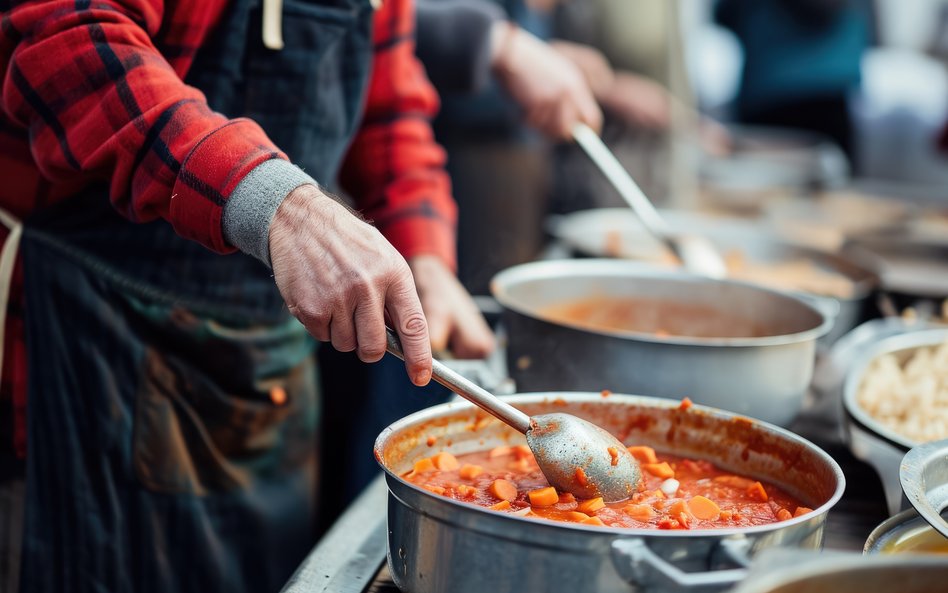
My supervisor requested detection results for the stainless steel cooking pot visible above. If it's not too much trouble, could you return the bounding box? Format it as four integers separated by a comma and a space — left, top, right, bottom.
491, 260, 831, 426
374, 393, 845, 593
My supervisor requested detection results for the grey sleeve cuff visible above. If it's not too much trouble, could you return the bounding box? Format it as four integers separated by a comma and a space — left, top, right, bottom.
223, 158, 317, 267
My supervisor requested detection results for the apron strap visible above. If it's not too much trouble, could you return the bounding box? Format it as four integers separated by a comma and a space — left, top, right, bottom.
0, 208, 23, 390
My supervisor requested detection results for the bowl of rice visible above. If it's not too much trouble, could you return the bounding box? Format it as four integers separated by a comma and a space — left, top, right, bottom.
843, 328, 948, 514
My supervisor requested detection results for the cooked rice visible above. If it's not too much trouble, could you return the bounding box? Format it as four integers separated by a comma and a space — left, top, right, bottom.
856, 338, 948, 443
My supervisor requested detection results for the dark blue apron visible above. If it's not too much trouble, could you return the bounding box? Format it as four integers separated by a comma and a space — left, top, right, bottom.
17, 1, 373, 591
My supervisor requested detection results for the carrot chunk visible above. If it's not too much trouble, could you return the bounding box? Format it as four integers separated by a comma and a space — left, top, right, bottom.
489, 500, 511, 511
528, 486, 559, 507
458, 464, 484, 480
566, 511, 590, 522
456, 485, 477, 498
488, 446, 512, 458
627, 446, 659, 464
512, 445, 533, 460
489, 479, 518, 502
623, 504, 657, 521
581, 516, 606, 526
776, 508, 792, 521
747, 481, 768, 502
642, 462, 675, 480
422, 484, 445, 495
687, 496, 720, 520
432, 452, 459, 471
793, 507, 813, 518
578, 497, 605, 514
413, 458, 435, 474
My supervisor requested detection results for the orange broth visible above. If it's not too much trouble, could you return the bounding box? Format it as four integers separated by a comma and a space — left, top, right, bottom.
404, 445, 812, 530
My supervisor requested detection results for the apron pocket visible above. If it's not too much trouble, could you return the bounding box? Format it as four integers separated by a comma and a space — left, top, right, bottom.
132, 310, 317, 496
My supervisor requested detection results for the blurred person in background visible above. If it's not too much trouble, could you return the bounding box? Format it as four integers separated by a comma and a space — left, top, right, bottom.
0, 0, 493, 591
715, 0, 873, 158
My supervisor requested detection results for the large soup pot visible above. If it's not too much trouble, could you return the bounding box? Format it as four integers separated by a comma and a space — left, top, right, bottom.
491, 260, 831, 426
375, 393, 845, 593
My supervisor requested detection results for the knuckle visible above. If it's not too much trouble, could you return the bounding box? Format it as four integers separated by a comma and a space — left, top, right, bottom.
398, 313, 428, 340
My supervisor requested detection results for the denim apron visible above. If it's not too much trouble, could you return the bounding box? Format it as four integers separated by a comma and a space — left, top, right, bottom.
14, 1, 374, 591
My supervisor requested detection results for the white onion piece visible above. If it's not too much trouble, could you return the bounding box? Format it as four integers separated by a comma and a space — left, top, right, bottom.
509, 507, 532, 517
660, 479, 680, 496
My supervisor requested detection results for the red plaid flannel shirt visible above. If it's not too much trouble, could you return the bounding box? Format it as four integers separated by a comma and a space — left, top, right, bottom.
0, 0, 456, 458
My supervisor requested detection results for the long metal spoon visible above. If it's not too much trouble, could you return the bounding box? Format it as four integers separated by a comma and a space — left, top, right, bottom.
572, 123, 728, 279
385, 328, 640, 502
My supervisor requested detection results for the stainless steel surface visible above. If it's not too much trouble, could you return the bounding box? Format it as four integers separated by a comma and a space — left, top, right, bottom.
374, 393, 846, 593
572, 124, 726, 279
384, 327, 531, 434
385, 328, 640, 501
526, 413, 640, 502
842, 328, 948, 513
491, 260, 830, 426
729, 549, 948, 593
901, 438, 948, 539
865, 508, 948, 554
550, 208, 879, 344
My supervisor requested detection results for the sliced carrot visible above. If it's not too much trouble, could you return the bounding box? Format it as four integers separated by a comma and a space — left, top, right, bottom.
607, 447, 620, 466
687, 495, 720, 520
489, 500, 511, 511
574, 467, 588, 487
578, 497, 605, 514
776, 508, 792, 521
668, 500, 691, 518
566, 511, 590, 522
413, 458, 435, 474
489, 479, 519, 502
793, 506, 813, 518
581, 516, 606, 526
528, 486, 559, 507
623, 504, 657, 521
432, 452, 459, 471
488, 446, 512, 458
627, 446, 659, 465
746, 481, 768, 502
652, 489, 666, 499
642, 462, 675, 480
422, 484, 445, 495
425, 436, 437, 447
458, 464, 484, 480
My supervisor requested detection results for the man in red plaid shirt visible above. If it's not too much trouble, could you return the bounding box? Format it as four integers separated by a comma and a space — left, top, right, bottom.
0, 0, 494, 591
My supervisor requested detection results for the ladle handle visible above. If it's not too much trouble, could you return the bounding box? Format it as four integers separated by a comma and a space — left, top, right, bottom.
572, 123, 673, 241
385, 327, 532, 434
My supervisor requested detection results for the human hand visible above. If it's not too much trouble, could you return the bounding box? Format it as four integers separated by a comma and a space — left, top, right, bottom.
408, 255, 495, 359
548, 40, 615, 99
268, 184, 433, 386
490, 22, 602, 140
597, 72, 672, 131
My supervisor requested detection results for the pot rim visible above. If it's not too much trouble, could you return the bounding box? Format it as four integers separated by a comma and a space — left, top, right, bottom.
842, 328, 948, 451
375, 392, 846, 539
490, 259, 833, 348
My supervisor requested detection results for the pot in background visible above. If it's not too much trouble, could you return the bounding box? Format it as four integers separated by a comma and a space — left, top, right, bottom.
375, 393, 846, 593
491, 260, 831, 426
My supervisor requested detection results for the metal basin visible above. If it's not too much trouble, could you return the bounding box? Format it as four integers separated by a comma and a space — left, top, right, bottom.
374, 393, 845, 593
842, 328, 948, 513
491, 260, 831, 426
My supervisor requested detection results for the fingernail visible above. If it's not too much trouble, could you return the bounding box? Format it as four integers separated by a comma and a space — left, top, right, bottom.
414, 368, 431, 386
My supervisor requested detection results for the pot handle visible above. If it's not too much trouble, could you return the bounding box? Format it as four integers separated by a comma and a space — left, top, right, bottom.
611, 537, 751, 593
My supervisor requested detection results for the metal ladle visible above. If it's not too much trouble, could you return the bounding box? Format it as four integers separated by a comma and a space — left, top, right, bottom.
572, 123, 728, 279
385, 328, 640, 502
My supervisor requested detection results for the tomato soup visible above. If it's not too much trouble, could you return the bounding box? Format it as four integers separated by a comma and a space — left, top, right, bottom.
404, 444, 812, 530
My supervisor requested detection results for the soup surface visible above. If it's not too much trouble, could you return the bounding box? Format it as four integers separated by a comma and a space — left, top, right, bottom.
539, 297, 767, 339
404, 444, 812, 529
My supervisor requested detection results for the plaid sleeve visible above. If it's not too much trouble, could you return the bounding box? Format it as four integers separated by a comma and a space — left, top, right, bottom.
1, 1, 284, 254
338, 0, 458, 270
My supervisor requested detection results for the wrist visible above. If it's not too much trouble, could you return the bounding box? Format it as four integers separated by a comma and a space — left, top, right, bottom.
489, 20, 519, 74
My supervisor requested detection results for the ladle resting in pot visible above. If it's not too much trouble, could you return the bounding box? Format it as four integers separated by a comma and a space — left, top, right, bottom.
385, 328, 641, 501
